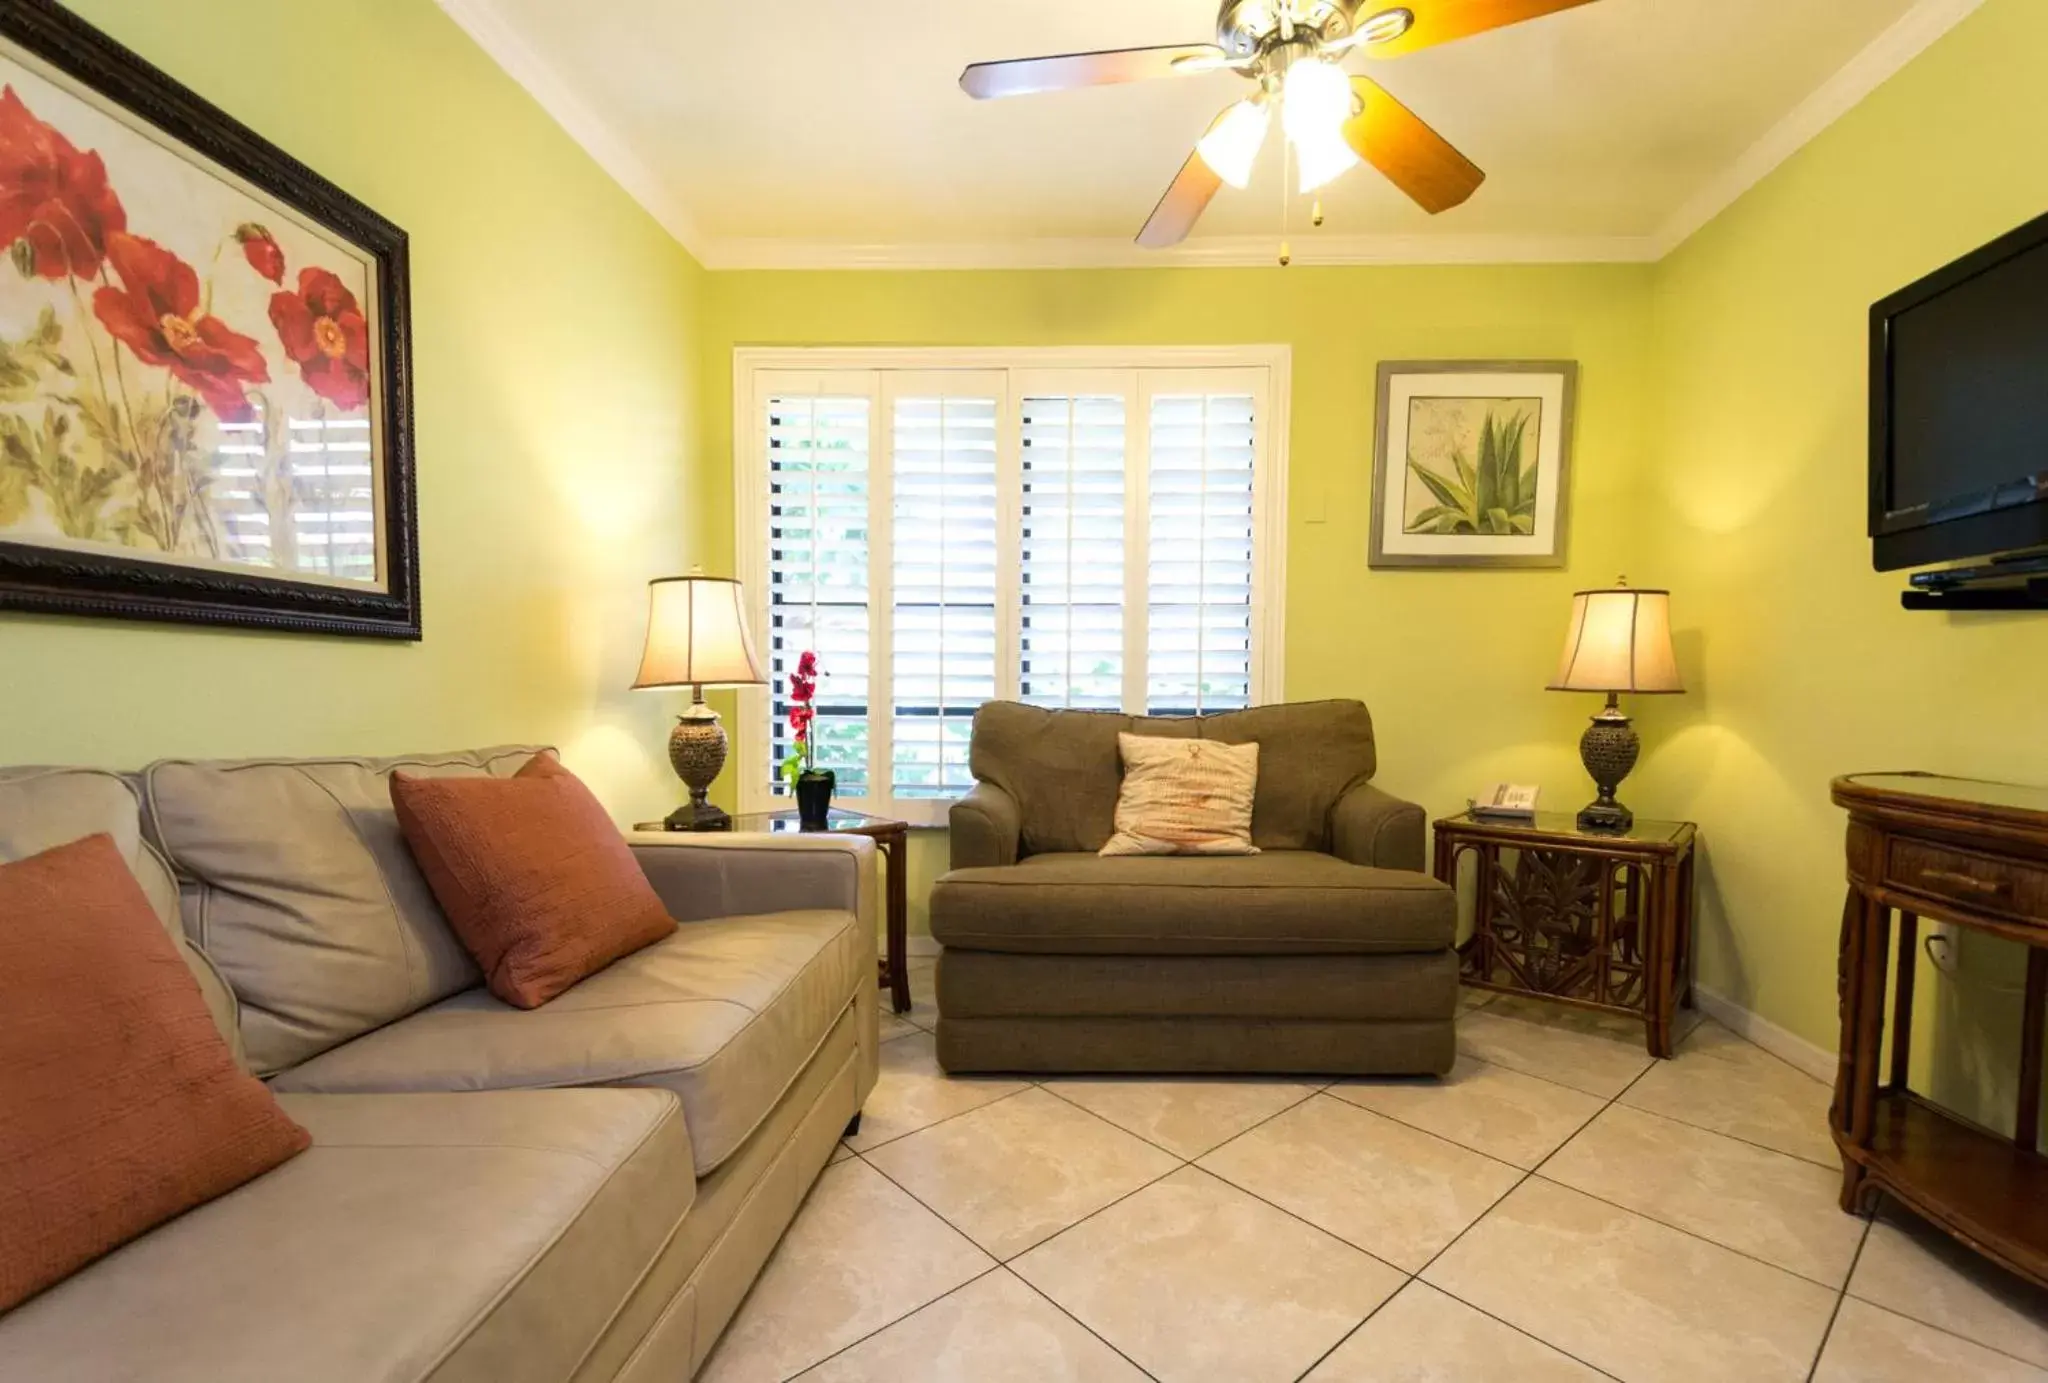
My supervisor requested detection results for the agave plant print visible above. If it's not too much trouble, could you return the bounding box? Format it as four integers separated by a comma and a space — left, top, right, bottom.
0, 2, 417, 637
1370, 361, 1577, 570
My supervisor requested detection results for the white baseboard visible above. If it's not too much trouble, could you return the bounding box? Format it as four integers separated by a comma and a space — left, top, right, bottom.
1694, 986, 1837, 1083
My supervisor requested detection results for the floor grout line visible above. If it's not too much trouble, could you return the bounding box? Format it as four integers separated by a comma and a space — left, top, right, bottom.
777, 1262, 1008, 1382
1001, 1265, 1166, 1382
1804, 1218, 1873, 1383
1034, 1077, 1324, 1162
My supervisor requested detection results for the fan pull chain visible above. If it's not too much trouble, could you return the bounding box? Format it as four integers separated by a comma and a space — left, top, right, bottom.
1312, 197, 1325, 228
1279, 136, 1292, 267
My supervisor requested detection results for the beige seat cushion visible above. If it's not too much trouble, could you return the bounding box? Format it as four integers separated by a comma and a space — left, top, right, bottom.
273, 909, 865, 1176
0, 767, 240, 1061
0, 1089, 691, 1383
931, 851, 1455, 955
142, 747, 540, 1075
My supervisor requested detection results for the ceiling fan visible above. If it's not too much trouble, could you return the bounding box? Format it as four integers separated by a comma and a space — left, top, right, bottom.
960, 1, 1598, 254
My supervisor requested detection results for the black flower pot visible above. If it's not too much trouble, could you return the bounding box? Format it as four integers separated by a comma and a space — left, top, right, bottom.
795, 769, 835, 828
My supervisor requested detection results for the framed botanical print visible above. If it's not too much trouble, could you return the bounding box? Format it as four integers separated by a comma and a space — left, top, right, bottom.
0, 0, 417, 637
1369, 360, 1577, 570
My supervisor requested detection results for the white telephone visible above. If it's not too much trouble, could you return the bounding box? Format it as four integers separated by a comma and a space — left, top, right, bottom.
1470, 783, 1540, 820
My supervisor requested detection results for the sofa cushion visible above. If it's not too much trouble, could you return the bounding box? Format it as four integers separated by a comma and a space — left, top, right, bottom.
142, 746, 540, 1076
271, 909, 865, 1176
967, 700, 1378, 855
0, 1089, 690, 1383
0, 766, 240, 1059
0, 834, 310, 1313
391, 755, 674, 1008
930, 851, 1454, 955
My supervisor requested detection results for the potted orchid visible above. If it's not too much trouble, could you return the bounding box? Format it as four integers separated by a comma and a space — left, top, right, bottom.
781, 650, 834, 827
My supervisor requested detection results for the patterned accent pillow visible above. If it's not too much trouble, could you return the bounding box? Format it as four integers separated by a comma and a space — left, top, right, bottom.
1100, 734, 1261, 857
0, 834, 311, 1312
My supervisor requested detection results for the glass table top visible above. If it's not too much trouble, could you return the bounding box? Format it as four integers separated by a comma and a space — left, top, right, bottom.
1438, 809, 1693, 844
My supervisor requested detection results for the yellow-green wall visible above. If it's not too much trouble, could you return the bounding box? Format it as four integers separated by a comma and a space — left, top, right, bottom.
699, 266, 1659, 931
1638, 0, 2048, 1107
0, 0, 707, 821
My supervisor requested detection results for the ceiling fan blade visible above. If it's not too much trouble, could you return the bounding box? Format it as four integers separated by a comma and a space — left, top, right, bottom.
1135, 142, 1226, 250
1342, 75, 1485, 214
961, 44, 1229, 100
1364, 0, 1599, 58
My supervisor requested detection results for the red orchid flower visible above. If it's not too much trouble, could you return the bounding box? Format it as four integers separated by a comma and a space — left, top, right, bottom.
92, 231, 269, 423
0, 85, 125, 280
235, 222, 284, 284
269, 266, 370, 411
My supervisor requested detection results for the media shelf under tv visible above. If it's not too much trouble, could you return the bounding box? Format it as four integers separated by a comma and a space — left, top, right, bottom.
1902, 549, 2048, 610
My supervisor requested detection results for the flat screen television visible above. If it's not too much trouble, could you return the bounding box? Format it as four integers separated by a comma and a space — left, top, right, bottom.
1870, 209, 2048, 572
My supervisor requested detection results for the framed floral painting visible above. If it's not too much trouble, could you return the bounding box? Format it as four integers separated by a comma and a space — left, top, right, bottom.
0, 0, 417, 637
1368, 360, 1577, 570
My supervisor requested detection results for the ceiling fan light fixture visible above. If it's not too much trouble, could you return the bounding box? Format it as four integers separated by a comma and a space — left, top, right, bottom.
1293, 124, 1359, 193
1196, 95, 1270, 189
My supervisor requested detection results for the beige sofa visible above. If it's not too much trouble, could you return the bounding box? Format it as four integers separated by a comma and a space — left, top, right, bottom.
930, 701, 1457, 1075
0, 748, 879, 1383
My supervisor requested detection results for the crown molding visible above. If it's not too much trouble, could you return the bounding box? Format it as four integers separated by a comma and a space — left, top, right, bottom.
445, 0, 1982, 273
433, 0, 708, 258
1649, 0, 1986, 257
699, 232, 1659, 271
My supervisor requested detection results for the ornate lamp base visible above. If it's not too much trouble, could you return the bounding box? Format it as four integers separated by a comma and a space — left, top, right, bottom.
1577, 692, 1641, 833
665, 692, 731, 832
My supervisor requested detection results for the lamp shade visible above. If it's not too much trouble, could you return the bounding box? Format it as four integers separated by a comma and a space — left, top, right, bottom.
631, 575, 766, 690
1548, 585, 1684, 694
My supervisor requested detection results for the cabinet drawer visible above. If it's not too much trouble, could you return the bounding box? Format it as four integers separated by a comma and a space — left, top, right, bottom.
1886, 839, 2048, 916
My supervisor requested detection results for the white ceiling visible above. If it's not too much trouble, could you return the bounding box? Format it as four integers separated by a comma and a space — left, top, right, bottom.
441, 0, 1979, 268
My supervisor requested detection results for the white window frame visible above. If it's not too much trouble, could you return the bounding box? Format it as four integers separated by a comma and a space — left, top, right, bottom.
733, 345, 1291, 825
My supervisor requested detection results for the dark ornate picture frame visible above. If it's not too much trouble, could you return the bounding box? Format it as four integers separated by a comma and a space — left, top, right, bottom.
0, 0, 418, 639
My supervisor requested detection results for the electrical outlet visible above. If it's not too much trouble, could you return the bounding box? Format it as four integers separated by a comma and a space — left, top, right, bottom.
1925, 920, 1960, 975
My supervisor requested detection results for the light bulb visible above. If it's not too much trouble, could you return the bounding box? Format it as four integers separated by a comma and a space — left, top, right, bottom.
1293, 125, 1359, 193
1282, 59, 1353, 147
1282, 59, 1359, 193
1196, 97, 1270, 190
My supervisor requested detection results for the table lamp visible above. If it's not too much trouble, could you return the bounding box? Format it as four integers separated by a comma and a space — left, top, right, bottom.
1547, 578, 1684, 832
632, 572, 766, 830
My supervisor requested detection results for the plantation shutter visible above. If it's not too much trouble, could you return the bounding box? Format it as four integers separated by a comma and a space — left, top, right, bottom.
740, 355, 1279, 821
1016, 382, 1128, 710
1143, 380, 1258, 715
765, 386, 874, 798
887, 375, 1005, 799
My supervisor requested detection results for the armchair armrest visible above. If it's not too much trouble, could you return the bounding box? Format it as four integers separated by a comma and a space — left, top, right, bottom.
1330, 782, 1429, 873
949, 782, 1021, 869
628, 832, 878, 939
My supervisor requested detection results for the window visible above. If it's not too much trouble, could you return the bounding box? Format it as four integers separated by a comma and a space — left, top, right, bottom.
736, 349, 1288, 824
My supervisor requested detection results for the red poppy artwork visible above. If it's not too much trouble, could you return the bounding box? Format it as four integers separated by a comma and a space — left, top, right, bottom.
269, 267, 369, 411
0, 62, 386, 585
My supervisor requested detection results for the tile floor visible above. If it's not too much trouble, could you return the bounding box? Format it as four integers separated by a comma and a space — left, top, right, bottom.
701, 960, 2048, 1383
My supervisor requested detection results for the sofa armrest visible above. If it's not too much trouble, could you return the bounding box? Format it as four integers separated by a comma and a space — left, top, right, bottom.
949, 782, 1021, 869
628, 832, 878, 939
1330, 782, 1429, 873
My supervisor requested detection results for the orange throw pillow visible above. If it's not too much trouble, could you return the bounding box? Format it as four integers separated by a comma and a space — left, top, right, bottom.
391, 753, 675, 1008
0, 834, 310, 1312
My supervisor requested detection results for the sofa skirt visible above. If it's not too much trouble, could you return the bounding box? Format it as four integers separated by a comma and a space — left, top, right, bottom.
934, 1014, 1454, 1077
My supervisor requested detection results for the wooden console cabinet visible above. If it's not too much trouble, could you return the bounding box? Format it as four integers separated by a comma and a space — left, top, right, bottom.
1832, 772, 2048, 1289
